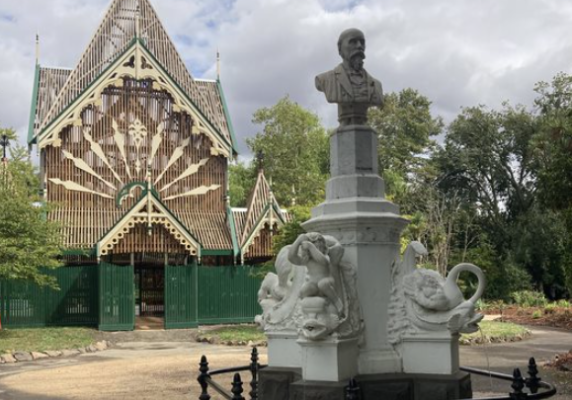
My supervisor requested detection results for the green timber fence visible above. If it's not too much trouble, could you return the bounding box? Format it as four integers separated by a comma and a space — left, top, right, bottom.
0, 265, 98, 328
197, 265, 263, 325
0, 264, 263, 329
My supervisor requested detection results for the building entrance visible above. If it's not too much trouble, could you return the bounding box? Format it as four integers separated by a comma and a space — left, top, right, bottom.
135, 265, 165, 318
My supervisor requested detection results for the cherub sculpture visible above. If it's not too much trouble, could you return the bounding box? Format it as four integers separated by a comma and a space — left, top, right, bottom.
288, 232, 362, 340
255, 244, 305, 331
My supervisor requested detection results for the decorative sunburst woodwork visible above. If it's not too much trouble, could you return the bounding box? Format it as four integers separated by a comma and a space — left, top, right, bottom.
84, 128, 123, 185
155, 137, 191, 185
49, 178, 114, 199
37, 42, 232, 158
163, 184, 221, 201
159, 158, 209, 192
61, 150, 116, 191
112, 119, 132, 180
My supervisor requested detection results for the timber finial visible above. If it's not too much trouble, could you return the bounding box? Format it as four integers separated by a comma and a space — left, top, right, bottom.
135, 4, 141, 39
35, 33, 40, 64
216, 49, 220, 81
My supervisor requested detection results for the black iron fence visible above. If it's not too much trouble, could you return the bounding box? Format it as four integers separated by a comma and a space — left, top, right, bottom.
196, 351, 556, 400
458, 358, 557, 400
197, 347, 265, 400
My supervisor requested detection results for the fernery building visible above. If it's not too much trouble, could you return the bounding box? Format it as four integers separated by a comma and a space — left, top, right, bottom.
0, 0, 287, 330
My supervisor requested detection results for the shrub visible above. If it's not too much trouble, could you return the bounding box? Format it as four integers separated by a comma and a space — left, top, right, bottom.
532, 310, 542, 319
556, 299, 570, 308
510, 290, 548, 308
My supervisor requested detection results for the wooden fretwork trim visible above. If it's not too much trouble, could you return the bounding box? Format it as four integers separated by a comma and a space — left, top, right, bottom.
97, 189, 201, 258
240, 204, 285, 263
37, 40, 232, 158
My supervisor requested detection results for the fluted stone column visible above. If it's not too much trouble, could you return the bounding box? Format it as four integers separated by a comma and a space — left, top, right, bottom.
303, 124, 408, 374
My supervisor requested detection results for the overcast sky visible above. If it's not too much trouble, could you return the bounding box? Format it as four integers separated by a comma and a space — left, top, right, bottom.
2, 0, 572, 157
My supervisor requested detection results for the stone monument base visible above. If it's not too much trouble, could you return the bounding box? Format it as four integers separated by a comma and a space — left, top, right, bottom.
267, 331, 301, 368
298, 337, 359, 382
402, 333, 460, 374
258, 366, 302, 400
286, 372, 472, 400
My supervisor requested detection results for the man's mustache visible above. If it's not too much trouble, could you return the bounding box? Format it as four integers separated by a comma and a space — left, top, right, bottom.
351, 50, 365, 60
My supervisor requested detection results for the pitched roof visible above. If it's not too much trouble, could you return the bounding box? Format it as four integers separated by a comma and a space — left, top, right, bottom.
238, 169, 286, 248
28, 66, 72, 142
33, 0, 235, 150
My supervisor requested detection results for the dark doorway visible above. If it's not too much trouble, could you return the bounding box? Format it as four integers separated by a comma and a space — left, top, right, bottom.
135, 265, 164, 320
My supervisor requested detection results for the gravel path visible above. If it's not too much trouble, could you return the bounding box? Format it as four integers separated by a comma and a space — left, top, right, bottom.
0, 325, 570, 399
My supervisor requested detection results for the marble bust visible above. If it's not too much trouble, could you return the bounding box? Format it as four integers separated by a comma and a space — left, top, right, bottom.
315, 28, 383, 125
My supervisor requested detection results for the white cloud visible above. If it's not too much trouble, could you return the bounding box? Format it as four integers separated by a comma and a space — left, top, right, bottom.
2, 0, 572, 155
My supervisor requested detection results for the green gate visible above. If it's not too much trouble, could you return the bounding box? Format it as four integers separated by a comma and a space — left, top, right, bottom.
99, 262, 134, 331
165, 264, 197, 329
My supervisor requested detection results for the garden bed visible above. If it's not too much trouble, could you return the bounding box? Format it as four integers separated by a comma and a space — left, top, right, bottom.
490, 306, 572, 330
197, 325, 267, 346
460, 321, 530, 345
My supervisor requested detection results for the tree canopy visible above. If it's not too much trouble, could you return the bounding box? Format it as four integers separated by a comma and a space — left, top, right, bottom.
231, 79, 572, 300
246, 96, 329, 207
0, 128, 63, 287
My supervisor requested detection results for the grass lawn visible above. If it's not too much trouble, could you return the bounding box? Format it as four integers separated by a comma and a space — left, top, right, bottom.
461, 321, 530, 344
198, 325, 266, 343
0, 327, 96, 353
200, 321, 530, 346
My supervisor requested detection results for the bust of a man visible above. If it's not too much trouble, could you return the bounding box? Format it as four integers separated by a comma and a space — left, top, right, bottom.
315, 28, 383, 126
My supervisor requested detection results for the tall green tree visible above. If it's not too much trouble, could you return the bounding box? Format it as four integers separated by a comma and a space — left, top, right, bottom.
247, 96, 329, 207
533, 72, 572, 294
228, 161, 257, 207
0, 129, 63, 287
368, 88, 442, 193
435, 104, 538, 253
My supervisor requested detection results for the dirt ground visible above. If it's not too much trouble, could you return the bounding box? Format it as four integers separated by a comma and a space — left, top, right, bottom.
0, 325, 571, 400
0, 339, 266, 400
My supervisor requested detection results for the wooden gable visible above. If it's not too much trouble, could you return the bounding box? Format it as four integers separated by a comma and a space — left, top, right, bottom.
30, 0, 237, 157
232, 169, 287, 263
33, 0, 238, 255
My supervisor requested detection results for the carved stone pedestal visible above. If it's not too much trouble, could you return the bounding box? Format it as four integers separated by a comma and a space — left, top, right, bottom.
303, 124, 408, 374
298, 337, 359, 382
267, 331, 301, 368
402, 333, 460, 375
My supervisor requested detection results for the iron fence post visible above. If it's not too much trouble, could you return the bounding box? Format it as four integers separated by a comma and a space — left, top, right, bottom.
345, 378, 361, 400
198, 355, 211, 400
249, 347, 259, 400
526, 357, 540, 394
231, 373, 245, 400
510, 368, 527, 400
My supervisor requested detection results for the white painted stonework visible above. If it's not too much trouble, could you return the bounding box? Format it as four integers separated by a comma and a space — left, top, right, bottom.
260, 120, 487, 381
303, 125, 408, 375
298, 337, 359, 382
402, 333, 460, 375
267, 331, 302, 368
389, 241, 486, 343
